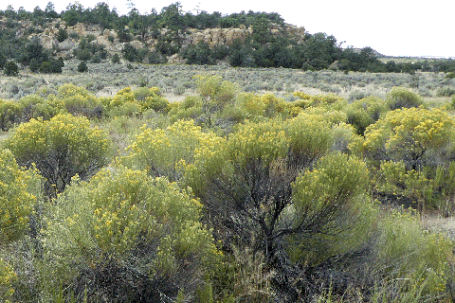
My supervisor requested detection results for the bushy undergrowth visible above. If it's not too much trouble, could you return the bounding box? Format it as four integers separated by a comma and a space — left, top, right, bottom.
0, 148, 38, 243
0, 76, 454, 302
2, 113, 112, 197
38, 166, 219, 302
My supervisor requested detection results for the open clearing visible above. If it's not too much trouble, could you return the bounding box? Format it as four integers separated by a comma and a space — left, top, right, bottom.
1, 60, 453, 105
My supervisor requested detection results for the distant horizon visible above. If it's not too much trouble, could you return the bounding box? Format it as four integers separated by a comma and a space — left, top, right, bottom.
2, 0, 454, 58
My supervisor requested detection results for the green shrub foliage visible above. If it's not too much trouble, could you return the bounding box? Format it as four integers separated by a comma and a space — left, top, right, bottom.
56, 27, 68, 42
374, 211, 452, 296
3, 113, 111, 196
386, 86, 423, 110
0, 98, 22, 130
289, 153, 375, 265
351, 107, 455, 170
183, 117, 376, 299
0, 78, 453, 302
77, 61, 88, 72
126, 119, 216, 181
4, 61, 19, 76
0, 148, 38, 243
41, 166, 219, 301
58, 83, 103, 117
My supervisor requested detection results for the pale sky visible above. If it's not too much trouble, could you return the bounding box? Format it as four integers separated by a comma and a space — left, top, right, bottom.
2, 0, 454, 58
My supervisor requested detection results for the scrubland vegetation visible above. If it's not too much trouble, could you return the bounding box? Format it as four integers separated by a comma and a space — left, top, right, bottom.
1, 2, 455, 303
2, 61, 455, 104
0, 74, 455, 302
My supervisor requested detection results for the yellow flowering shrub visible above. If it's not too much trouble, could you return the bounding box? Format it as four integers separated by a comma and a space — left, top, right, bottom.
0, 148, 36, 243
18, 94, 63, 121
183, 119, 296, 268
183, 130, 227, 197
351, 107, 455, 170
192, 75, 238, 126
108, 86, 169, 115
194, 75, 237, 107
293, 153, 369, 215
351, 107, 455, 210
126, 119, 220, 180
1, 92, 67, 128
234, 93, 265, 118
185, 120, 282, 180
346, 96, 388, 135
181, 95, 203, 109
168, 95, 204, 122
376, 161, 434, 210
58, 83, 92, 98
185, 116, 336, 198
0, 98, 21, 131
227, 120, 289, 167
42, 166, 219, 301
184, 120, 377, 294
290, 153, 375, 264
292, 92, 346, 109
56, 84, 103, 118
171, 77, 299, 126
3, 113, 111, 195
293, 91, 311, 100
285, 112, 333, 166
134, 87, 169, 112
234, 92, 293, 120
305, 106, 348, 125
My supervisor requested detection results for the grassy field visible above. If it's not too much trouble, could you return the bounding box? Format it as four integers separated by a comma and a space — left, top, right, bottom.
1, 60, 454, 104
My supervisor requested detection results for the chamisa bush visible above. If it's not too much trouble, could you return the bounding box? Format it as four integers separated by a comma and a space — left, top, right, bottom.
39, 166, 220, 302
125, 119, 221, 181
0, 148, 41, 301
0, 148, 38, 243
386, 86, 423, 110
1, 76, 454, 302
57, 83, 104, 118
106, 86, 169, 117
350, 106, 455, 212
3, 113, 111, 197
182, 117, 378, 300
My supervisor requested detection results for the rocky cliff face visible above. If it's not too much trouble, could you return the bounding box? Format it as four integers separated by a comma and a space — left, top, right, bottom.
185, 27, 253, 47
1, 17, 305, 60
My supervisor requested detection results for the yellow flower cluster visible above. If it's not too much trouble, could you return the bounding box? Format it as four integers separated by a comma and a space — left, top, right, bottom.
108, 86, 169, 113
0, 149, 36, 243
43, 165, 219, 280
229, 121, 288, 165
353, 107, 455, 167
293, 92, 346, 109
127, 120, 221, 179
3, 113, 111, 194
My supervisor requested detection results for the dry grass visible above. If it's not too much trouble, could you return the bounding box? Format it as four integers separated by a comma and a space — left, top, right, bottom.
1, 60, 453, 104
421, 215, 455, 241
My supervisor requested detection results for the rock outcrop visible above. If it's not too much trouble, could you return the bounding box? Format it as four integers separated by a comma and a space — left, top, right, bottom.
68, 22, 103, 37
167, 53, 184, 64
185, 27, 253, 47
39, 35, 57, 50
